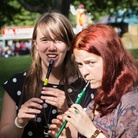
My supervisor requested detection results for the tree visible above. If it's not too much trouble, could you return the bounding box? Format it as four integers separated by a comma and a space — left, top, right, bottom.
0, 0, 20, 28
0, 0, 74, 30
18, 0, 74, 17
0, 0, 138, 30
0, 0, 41, 30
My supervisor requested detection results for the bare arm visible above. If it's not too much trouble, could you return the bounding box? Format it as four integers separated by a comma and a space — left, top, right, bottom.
0, 91, 43, 138
0, 91, 24, 138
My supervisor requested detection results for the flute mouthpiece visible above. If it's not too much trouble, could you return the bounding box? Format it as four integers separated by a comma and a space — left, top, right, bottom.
49, 59, 54, 65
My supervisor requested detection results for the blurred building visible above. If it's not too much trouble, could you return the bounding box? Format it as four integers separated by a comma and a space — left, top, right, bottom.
96, 9, 138, 49
0, 26, 33, 57
0, 26, 33, 48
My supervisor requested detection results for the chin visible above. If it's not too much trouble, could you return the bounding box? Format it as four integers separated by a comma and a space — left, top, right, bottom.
90, 84, 100, 89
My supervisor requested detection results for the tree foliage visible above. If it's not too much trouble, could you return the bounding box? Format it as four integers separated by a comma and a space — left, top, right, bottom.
0, 0, 138, 30
0, 0, 40, 29
0, 0, 74, 30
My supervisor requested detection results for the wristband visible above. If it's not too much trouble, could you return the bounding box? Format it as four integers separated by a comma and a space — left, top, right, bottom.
90, 129, 101, 138
14, 117, 28, 128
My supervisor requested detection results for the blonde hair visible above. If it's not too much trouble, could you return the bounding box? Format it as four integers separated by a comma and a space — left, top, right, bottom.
21, 12, 79, 103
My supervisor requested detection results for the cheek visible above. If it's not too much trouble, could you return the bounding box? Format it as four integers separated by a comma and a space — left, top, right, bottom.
37, 44, 47, 52
78, 68, 83, 75
94, 60, 103, 80
56, 42, 68, 51
38, 48, 45, 52
59, 45, 69, 53
92, 67, 103, 80
79, 67, 102, 83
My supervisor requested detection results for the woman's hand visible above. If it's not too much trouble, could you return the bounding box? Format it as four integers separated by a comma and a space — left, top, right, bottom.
41, 87, 69, 113
64, 104, 97, 138
48, 115, 64, 137
17, 98, 43, 126
48, 115, 73, 138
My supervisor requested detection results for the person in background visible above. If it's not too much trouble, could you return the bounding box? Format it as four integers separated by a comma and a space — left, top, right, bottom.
0, 12, 95, 138
76, 4, 90, 33
48, 24, 138, 138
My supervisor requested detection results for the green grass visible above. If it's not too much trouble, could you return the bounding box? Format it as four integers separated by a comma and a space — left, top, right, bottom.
0, 55, 32, 116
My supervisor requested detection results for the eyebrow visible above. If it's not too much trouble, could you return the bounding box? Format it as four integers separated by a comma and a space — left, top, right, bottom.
83, 58, 97, 62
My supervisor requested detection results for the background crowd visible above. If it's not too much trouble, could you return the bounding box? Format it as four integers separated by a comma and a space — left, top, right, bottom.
0, 40, 31, 58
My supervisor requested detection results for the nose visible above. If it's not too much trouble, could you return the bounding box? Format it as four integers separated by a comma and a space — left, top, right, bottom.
48, 41, 56, 51
80, 66, 90, 79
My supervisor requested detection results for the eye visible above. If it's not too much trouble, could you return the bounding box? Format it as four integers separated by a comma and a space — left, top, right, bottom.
76, 62, 83, 68
85, 61, 95, 66
88, 61, 96, 67
90, 61, 95, 64
41, 38, 48, 42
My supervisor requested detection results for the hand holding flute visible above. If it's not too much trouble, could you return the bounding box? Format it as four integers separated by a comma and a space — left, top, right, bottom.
34, 59, 54, 120
48, 81, 90, 138
14, 60, 55, 127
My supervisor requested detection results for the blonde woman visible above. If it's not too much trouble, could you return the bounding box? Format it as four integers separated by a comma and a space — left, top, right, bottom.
0, 12, 94, 138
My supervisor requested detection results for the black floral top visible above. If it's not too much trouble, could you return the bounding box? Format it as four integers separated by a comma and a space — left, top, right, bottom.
3, 71, 96, 138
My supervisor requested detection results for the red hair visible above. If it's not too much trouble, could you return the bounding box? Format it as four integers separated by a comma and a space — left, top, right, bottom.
72, 24, 138, 115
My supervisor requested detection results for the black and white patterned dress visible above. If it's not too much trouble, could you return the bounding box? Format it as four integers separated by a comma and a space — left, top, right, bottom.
3, 71, 96, 138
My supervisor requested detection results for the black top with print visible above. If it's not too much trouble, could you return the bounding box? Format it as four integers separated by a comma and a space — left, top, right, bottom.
3, 71, 96, 138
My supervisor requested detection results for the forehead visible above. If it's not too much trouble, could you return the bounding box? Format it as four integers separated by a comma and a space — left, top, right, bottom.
73, 49, 101, 61
36, 27, 60, 41
37, 27, 53, 37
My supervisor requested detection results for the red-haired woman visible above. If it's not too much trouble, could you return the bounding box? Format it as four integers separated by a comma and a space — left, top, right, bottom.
49, 24, 138, 138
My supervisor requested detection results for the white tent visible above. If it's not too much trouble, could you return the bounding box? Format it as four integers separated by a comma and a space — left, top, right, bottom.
0, 26, 34, 48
